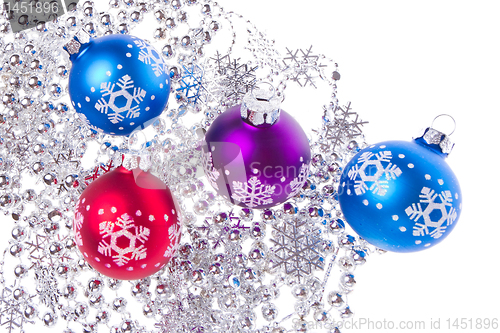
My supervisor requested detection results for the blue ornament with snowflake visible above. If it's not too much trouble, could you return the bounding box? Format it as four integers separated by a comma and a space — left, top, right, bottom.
338, 121, 462, 252
65, 31, 171, 136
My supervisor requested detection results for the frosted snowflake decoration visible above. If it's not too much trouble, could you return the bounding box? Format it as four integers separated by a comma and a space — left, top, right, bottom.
282, 46, 326, 87
406, 186, 458, 239
95, 74, 147, 124
231, 177, 275, 208
210, 52, 257, 102
0, 287, 33, 333
347, 151, 402, 196
177, 63, 205, 105
34, 266, 59, 307
321, 102, 368, 152
270, 217, 324, 282
98, 213, 150, 266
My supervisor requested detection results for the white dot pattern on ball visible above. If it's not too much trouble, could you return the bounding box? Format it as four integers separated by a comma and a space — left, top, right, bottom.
425, 174, 431, 180
398, 154, 405, 158
111, 207, 117, 213
392, 215, 399, 221
376, 203, 382, 209
136, 210, 142, 216
408, 163, 414, 168
98, 209, 104, 215
149, 215, 155, 221
362, 199, 368, 206
438, 179, 444, 185
399, 226, 406, 232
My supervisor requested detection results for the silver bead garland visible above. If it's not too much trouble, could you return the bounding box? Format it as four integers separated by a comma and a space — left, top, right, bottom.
0, 1, 373, 332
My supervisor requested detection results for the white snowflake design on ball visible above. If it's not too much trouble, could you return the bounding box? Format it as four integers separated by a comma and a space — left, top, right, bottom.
405, 186, 458, 239
133, 39, 168, 77
73, 211, 84, 247
347, 151, 402, 196
202, 150, 220, 190
287, 163, 310, 198
94, 74, 147, 125
97, 213, 150, 266
232, 177, 275, 208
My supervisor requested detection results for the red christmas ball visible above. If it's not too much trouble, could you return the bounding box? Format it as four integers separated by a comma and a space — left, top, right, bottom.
73, 166, 182, 280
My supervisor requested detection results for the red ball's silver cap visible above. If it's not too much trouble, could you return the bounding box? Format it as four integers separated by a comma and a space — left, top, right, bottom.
240, 86, 281, 127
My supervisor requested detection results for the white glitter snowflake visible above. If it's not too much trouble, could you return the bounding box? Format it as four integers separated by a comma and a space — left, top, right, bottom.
133, 39, 167, 77
73, 211, 84, 246
348, 151, 402, 196
94, 74, 147, 125
287, 163, 310, 198
201, 150, 220, 190
231, 177, 275, 208
97, 213, 150, 266
406, 186, 458, 239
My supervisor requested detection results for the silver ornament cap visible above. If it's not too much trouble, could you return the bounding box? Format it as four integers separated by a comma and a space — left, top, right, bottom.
63, 29, 91, 56
240, 84, 281, 127
414, 114, 455, 156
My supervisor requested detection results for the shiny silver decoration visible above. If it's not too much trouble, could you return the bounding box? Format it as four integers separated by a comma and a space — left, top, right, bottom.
0, 0, 373, 332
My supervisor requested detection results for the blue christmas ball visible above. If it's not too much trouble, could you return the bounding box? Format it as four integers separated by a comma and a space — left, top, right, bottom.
338, 130, 462, 252
68, 34, 170, 136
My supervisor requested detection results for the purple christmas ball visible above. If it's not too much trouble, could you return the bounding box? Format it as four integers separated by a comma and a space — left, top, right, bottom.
203, 89, 311, 209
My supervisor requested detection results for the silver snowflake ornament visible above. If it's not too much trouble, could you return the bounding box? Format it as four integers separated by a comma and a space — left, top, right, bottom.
270, 217, 324, 282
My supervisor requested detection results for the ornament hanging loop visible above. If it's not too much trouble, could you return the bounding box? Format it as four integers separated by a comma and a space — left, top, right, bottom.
249, 82, 276, 102
128, 130, 148, 153
431, 114, 456, 136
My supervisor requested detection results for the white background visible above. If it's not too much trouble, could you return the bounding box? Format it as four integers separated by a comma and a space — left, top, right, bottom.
221, 0, 500, 331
